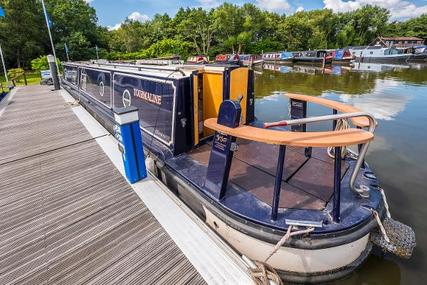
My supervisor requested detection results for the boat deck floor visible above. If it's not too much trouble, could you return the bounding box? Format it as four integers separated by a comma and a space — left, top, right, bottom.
0, 86, 206, 285
173, 141, 349, 211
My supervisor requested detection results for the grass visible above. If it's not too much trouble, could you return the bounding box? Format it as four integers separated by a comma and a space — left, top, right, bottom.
1, 71, 41, 90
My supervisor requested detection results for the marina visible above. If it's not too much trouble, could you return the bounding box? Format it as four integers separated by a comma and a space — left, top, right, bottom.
0, 1, 425, 284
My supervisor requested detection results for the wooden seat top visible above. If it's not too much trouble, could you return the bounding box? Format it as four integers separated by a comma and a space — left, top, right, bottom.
287, 93, 370, 128
204, 118, 374, 148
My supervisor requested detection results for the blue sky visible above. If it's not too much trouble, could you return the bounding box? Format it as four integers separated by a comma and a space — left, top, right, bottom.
85, 0, 427, 29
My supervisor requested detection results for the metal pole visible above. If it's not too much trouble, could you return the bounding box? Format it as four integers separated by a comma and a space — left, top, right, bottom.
41, 0, 59, 72
65, 44, 70, 62
47, 54, 60, 90
333, 146, 342, 222
271, 145, 286, 220
0, 43, 9, 88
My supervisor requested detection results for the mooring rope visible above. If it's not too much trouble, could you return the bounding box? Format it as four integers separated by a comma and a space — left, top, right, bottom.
265, 226, 315, 263
242, 226, 315, 285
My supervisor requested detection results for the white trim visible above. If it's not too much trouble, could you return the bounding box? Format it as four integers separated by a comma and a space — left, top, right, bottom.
59, 88, 253, 285
114, 111, 139, 125
0, 87, 18, 117
205, 207, 369, 274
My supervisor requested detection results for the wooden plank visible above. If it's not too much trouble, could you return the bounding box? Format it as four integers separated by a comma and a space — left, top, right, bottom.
0, 86, 206, 285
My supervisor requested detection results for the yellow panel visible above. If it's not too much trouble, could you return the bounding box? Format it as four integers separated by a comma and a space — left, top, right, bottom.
229, 68, 249, 124
193, 75, 199, 145
202, 72, 224, 136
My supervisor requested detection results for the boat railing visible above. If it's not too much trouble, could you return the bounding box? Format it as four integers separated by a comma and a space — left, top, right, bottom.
204, 95, 377, 222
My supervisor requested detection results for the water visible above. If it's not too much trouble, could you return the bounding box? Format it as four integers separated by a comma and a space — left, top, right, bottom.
254, 62, 427, 284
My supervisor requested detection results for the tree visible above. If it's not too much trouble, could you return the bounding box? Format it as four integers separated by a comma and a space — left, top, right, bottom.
45, 0, 102, 60
176, 8, 215, 55
0, 0, 46, 68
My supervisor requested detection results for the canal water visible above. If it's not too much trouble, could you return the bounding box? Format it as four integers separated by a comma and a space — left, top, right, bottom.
254, 62, 427, 285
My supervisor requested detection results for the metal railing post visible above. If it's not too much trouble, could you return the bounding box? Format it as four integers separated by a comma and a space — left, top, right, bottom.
272, 145, 286, 220
333, 146, 342, 222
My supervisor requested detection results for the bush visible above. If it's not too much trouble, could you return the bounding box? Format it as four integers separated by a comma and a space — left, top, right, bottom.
106, 39, 191, 61
7, 68, 24, 80
31, 55, 61, 72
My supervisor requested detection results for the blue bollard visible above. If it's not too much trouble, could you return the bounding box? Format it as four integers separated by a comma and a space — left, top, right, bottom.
114, 106, 147, 183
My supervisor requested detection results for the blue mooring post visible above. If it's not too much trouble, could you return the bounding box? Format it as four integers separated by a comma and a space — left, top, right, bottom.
114, 106, 147, 183
333, 146, 342, 222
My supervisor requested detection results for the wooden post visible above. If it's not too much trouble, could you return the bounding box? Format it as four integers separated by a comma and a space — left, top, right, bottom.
23, 72, 27, 86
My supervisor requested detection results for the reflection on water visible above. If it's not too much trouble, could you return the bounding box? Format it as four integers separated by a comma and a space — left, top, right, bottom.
254, 63, 427, 284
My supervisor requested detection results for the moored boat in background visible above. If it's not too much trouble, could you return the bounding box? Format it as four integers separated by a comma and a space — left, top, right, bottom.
239, 54, 264, 66
187, 55, 209, 64
293, 50, 332, 65
332, 49, 355, 64
262, 51, 294, 63
351, 46, 427, 63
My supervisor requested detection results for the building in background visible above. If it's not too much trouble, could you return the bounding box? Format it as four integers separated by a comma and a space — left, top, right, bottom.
371, 37, 425, 48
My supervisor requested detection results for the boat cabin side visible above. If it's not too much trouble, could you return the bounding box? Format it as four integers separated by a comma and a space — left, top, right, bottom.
62, 62, 255, 157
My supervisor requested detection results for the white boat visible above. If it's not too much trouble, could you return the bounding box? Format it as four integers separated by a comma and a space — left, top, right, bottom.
350, 46, 426, 63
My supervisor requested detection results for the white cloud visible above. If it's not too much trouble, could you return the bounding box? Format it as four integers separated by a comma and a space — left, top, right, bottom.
323, 0, 427, 20
128, 11, 150, 22
196, 0, 221, 9
84, 0, 93, 4
107, 23, 122, 31
256, 0, 292, 13
296, 6, 305, 12
107, 11, 150, 31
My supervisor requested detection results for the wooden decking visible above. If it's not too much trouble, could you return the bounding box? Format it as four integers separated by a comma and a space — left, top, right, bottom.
0, 86, 206, 284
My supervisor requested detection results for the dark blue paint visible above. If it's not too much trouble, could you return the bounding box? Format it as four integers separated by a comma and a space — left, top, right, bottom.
271, 145, 286, 220
333, 146, 342, 222
113, 74, 175, 144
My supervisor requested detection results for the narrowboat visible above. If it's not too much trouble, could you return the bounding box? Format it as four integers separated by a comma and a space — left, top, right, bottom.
409, 45, 427, 62
62, 61, 415, 283
239, 54, 264, 67
293, 50, 332, 65
215, 54, 241, 65
187, 55, 209, 64
262, 51, 294, 63
332, 49, 355, 64
351, 46, 424, 63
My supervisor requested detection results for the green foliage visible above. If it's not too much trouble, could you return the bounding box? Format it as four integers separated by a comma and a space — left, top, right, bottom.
107, 39, 191, 60
7, 68, 24, 79
30, 55, 61, 71
0, 0, 425, 69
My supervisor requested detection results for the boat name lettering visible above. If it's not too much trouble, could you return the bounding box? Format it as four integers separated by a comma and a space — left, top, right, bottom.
133, 88, 162, 105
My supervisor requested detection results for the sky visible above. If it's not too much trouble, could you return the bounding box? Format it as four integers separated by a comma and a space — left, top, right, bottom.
84, 0, 427, 30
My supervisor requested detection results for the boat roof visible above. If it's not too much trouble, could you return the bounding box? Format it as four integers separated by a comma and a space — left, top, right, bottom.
65, 61, 238, 79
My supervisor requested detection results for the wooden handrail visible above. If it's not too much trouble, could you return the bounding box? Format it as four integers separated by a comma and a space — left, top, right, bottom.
204, 118, 373, 148
286, 93, 370, 128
